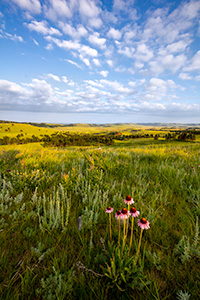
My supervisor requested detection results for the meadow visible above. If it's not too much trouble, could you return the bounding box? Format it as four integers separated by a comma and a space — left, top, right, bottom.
0, 122, 200, 299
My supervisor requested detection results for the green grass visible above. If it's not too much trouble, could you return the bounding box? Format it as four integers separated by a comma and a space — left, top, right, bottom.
0, 125, 200, 299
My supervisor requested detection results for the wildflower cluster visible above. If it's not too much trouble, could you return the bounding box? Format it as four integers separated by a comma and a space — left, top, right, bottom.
105, 195, 150, 261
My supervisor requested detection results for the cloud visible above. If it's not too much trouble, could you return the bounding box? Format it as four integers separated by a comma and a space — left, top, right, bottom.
166, 40, 191, 53
0, 29, 23, 42
0, 76, 199, 119
58, 22, 87, 39
79, 54, 90, 67
107, 60, 114, 67
84, 80, 104, 88
141, 1, 200, 47
118, 46, 135, 58
32, 38, 39, 46
135, 43, 153, 62
112, 0, 137, 20
79, 44, 98, 57
88, 32, 106, 49
123, 27, 137, 42
0, 78, 53, 109
178, 73, 192, 80
66, 59, 82, 69
114, 66, 135, 74
46, 36, 98, 66
45, 35, 80, 50
88, 17, 102, 29
10, 0, 41, 14
44, 0, 72, 20
183, 50, 200, 72
93, 58, 101, 66
45, 43, 53, 50
24, 79, 53, 102
0, 79, 26, 96
195, 75, 200, 81
26, 20, 62, 36
134, 61, 144, 69
78, 0, 101, 18
169, 0, 200, 24
107, 28, 122, 40
149, 53, 187, 75
47, 74, 60, 82
68, 80, 75, 87
99, 70, 109, 78
44, 0, 103, 28
100, 79, 133, 94
62, 76, 68, 83
113, 0, 135, 11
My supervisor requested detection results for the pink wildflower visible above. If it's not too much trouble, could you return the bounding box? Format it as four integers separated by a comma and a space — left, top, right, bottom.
120, 208, 129, 219
138, 218, 150, 230
115, 210, 122, 219
106, 207, 113, 213
129, 207, 140, 218
124, 195, 134, 205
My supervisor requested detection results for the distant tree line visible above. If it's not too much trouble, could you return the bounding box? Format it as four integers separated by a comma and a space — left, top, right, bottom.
0, 129, 198, 146
0, 134, 40, 145
0, 132, 114, 147
107, 132, 154, 140
42, 132, 113, 147
165, 131, 196, 141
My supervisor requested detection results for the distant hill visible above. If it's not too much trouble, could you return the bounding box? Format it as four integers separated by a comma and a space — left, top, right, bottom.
0, 120, 200, 129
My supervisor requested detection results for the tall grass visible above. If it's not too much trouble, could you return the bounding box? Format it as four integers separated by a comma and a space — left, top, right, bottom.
0, 138, 200, 299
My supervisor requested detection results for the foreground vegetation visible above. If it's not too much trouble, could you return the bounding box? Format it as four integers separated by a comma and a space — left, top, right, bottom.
0, 122, 200, 299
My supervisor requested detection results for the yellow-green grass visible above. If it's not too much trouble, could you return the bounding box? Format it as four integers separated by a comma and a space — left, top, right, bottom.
0, 136, 200, 299
1, 122, 199, 142
0, 123, 57, 138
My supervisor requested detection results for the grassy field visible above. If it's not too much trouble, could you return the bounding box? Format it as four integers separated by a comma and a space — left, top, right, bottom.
2, 122, 199, 136
0, 123, 200, 299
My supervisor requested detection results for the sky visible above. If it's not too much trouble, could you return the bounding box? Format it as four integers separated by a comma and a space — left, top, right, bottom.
0, 0, 200, 124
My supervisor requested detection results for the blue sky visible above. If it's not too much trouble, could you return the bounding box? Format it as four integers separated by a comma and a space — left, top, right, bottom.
0, 0, 200, 123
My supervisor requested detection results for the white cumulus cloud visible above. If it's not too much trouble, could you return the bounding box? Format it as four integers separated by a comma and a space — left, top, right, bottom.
26, 20, 62, 36
107, 28, 122, 40
47, 74, 60, 82
10, 0, 41, 14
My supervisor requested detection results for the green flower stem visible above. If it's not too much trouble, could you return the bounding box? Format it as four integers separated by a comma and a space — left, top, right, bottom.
135, 229, 143, 265
128, 216, 134, 256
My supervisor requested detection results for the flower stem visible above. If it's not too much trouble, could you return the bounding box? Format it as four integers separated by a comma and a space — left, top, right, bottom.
109, 213, 112, 242
126, 204, 130, 236
128, 217, 134, 256
135, 229, 143, 266
118, 217, 120, 246
122, 217, 126, 254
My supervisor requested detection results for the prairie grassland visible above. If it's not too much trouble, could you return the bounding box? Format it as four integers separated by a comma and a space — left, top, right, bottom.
0, 123, 56, 138
0, 127, 200, 300
1, 122, 194, 137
